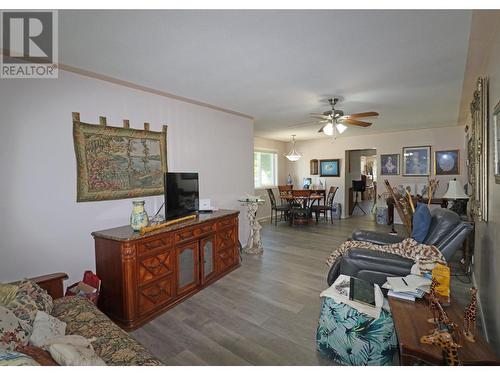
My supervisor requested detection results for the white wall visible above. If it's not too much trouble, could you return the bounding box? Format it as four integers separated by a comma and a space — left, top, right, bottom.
253, 137, 288, 221
0, 70, 253, 284
285, 126, 466, 218
464, 11, 500, 354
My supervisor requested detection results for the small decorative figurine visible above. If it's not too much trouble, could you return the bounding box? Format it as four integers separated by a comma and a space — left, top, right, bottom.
420, 330, 462, 366
463, 287, 478, 342
427, 278, 440, 324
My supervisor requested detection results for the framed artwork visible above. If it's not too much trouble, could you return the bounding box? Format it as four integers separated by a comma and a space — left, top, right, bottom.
402, 146, 431, 176
494, 100, 500, 184
72, 112, 168, 202
434, 150, 460, 175
380, 154, 399, 175
320, 159, 340, 177
310, 159, 319, 175
468, 77, 489, 221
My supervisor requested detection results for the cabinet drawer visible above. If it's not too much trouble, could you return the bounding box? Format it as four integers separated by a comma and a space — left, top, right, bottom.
137, 249, 174, 286
217, 216, 237, 229
137, 236, 174, 256
137, 276, 175, 316
216, 226, 237, 250
175, 223, 215, 243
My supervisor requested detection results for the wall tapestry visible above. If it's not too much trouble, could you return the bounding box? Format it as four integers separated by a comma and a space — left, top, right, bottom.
467, 77, 489, 222
72, 112, 168, 202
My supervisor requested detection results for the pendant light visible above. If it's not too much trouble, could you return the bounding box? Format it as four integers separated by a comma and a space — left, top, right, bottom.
285, 135, 302, 162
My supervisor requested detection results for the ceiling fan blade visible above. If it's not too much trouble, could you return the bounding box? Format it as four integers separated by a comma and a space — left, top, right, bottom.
317, 125, 326, 133
310, 114, 329, 120
346, 111, 379, 118
339, 118, 372, 127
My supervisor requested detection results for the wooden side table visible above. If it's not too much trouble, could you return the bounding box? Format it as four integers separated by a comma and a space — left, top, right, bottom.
389, 297, 499, 365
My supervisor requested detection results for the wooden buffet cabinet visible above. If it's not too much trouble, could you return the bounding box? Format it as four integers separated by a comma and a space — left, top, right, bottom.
92, 209, 240, 331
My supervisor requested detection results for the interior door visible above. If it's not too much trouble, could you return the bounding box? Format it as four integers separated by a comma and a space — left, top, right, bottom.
176, 240, 200, 296
200, 235, 216, 284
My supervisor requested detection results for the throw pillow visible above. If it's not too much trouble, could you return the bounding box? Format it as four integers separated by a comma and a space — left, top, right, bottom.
0, 284, 19, 306
0, 349, 40, 366
29, 311, 66, 347
42, 335, 93, 350
412, 203, 432, 243
48, 343, 106, 366
5, 292, 38, 331
16, 280, 53, 314
0, 306, 31, 351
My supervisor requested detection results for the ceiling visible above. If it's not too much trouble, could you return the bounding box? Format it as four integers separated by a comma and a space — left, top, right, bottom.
59, 10, 472, 141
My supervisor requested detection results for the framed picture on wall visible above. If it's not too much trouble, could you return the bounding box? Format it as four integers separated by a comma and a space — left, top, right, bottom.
434, 150, 460, 175
320, 159, 340, 177
494, 100, 500, 184
380, 154, 399, 175
402, 146, 431, 176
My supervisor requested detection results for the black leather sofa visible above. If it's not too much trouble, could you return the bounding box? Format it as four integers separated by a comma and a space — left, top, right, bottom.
327, 208, 473, 286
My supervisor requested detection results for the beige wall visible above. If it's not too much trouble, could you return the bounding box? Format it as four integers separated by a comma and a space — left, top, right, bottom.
460, 11, 500, 353
253, 137, 288, 221
285, 126, 466, 218
0, 70, 254, 285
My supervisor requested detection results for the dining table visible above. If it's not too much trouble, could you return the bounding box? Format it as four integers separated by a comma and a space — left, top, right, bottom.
279, 190, 325, 224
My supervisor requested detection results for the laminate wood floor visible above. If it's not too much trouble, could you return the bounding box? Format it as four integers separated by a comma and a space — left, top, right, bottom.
131, 214, 475, 365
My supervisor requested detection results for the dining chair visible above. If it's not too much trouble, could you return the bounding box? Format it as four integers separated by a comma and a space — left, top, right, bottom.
266, 188, 290, 226
289, 190, 313, 226
312, 186, 338, 223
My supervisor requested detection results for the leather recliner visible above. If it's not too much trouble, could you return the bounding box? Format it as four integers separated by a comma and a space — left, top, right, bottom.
327, 208, 473, 286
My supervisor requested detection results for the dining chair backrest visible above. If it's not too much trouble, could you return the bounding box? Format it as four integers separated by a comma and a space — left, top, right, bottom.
278, 185, 293, 196
292, 190, 312, 198
267, 188, 277, 208
326, 186, 339, 206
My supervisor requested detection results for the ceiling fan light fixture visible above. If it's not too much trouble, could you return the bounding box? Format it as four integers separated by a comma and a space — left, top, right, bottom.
335, 123, 348, 134
284, 135, 302, 162
322, 122, 334, 136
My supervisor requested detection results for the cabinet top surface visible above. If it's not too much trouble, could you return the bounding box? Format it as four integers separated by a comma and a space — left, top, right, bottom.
91, 209, 239, 242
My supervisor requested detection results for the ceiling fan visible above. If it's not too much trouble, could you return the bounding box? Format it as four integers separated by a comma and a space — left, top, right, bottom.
310, 98, 379, 136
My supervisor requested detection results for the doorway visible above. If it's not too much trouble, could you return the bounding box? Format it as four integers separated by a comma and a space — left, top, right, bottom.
345, 149, 377, 219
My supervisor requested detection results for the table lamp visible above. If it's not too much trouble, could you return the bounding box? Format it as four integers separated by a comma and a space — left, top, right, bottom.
443, 178, 469, 217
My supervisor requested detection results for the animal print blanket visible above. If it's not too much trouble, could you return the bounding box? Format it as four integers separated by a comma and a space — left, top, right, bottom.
326, 238, 446, 272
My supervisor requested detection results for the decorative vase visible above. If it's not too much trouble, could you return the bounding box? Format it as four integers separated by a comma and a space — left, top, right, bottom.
287, 174, 293, 185
130, 200, 149, 231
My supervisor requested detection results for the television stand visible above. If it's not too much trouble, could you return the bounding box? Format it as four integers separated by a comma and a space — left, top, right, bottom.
92, 209, 240, 330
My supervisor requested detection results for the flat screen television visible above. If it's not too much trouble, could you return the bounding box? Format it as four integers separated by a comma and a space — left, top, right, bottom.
164, 172, 199, 220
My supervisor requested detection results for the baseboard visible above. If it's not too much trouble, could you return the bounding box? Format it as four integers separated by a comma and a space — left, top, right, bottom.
258, 216, 271, 223
471, 271, 489, 343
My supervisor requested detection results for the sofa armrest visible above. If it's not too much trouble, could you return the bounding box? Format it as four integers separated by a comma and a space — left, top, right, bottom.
351, 229, 406, 245
30, 273, 68, 299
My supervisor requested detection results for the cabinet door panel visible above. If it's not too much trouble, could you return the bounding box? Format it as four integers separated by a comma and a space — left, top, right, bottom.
201, 235, 216, 284
176, 241, 200, 295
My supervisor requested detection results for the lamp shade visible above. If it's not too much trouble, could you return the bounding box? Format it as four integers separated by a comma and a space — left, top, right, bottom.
443, 179, 468, 199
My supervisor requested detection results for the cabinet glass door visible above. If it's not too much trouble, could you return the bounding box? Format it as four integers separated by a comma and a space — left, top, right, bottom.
176, 241, 199, 295
201, 236, 215, 284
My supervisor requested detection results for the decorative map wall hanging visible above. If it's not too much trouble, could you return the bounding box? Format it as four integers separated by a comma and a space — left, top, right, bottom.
72, 112, 167, 202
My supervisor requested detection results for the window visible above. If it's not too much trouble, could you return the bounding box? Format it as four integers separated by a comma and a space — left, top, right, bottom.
254, 150, 278, 188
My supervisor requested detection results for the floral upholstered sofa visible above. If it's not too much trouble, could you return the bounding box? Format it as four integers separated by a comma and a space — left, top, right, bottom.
1, 273, 162, 366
